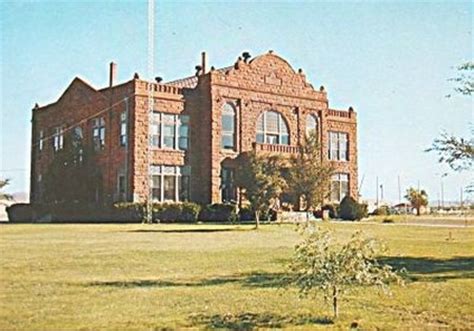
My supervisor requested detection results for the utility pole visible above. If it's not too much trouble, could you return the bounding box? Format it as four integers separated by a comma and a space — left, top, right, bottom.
380, 184, 384, 202
460, 186, 464, 209
397, 175, 401, 205
441, 178, 444, 209
376, 176, 379, 208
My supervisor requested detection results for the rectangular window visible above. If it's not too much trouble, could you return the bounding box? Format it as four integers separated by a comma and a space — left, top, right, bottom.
120, 112, 127, 146
93, 117, 105, 150
149, 165, 190, 202
118, 175, 126, 201
331, 173, 349, 202
328, 131, 349, 161
220, 167, 236, 202
162, 114, 176, 149
38, 130, 44, 152
150, 113, 189, 150
151, 175, 161, 201
178, 115, 189, 150
53, 126, 64, 152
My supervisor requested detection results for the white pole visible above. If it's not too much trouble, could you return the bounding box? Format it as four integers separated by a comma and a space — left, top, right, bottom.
146, 0, 155, 224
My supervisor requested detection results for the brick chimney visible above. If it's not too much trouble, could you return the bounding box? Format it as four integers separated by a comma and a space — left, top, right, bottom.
201, 52, 207, 75
109, 62, 117, 87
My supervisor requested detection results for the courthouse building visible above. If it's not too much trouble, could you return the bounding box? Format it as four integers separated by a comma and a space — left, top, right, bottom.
30, 51, 358, 206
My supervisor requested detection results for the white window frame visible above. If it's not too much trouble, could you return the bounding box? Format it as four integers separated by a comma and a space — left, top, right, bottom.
221, 103, 236, 150
120, 111, 127, 147
331, 173, 349, 202
256, 110, 289, 145
328, 131, 349, 161
93, 117, 105, 150
150, 165, 191, 202
150, 112, 189, 151
53, 126, 64, 152
38, 130, 44, 151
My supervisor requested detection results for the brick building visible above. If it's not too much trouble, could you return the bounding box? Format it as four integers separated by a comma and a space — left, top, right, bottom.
30, 51, 358, 208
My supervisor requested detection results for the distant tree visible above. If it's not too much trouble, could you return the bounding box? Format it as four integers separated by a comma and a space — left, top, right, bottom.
404, 187, 428, 216
0, 179, 13, 202
285, 133, 334, 211
235, 152, 286, 229
286, 226, 402, 319
428, 62, 473, 192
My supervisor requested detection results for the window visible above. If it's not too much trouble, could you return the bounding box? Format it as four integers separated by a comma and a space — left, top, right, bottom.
72, 127, 84, 163
220, 167, 236, 202
92, 117, 105, 150
256, 110, 289, 145
150, 113, 189, 151
162, 114, 176, 148
331, 173, 349, 202
120, 112, 127, 146
306, 114, 318, 137
118, 175, 126, 201
179, 115, 189, 150
221, 103, 236, 150
38, 130, 44, 152
53, 126, 64, 152
150, 165, 190, 202
328, 131, 349, 161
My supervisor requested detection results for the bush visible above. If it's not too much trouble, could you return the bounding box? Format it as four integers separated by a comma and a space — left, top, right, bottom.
372, 205, 390, 216
113, 202, 145, 222
238, 206, 254, 221
199, 203, 238, 222
6, 203, 34, 223
321, 204, 338, 219
153, 202, 201, 223
339, 196, 368, 221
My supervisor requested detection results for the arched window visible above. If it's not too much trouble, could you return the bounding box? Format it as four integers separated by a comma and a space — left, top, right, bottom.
256, 110, 289, 145
306, 114, 318, 137
221, 103, 236, 150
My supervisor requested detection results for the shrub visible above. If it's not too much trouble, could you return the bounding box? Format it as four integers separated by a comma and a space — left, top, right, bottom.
6, 203, 34, 223
113, 202, 145, 222
199, 203, 237, 222
238, 206, 254, 221
373, 205, 390, 216
180, 202, 201, 222
339, 196, 368, 221
321, 204, 338, 218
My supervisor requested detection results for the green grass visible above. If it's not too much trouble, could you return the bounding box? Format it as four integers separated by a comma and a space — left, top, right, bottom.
1, 222, 473, 330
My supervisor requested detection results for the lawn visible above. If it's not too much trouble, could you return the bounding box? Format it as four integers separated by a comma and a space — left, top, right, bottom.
0, 222, 473, 330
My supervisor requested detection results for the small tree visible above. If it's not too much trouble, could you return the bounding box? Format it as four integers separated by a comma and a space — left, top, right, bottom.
0, 179, 13, 202
235, 152, 286, 229
404, 187, 428, 216
286, 133, 334, 211
286, 226, 402, 319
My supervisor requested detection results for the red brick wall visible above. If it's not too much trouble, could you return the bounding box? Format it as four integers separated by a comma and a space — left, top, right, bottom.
31, 52, 358, 207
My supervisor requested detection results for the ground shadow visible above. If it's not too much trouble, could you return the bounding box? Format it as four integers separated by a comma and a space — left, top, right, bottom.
85, 271, 286, 289
380, 256, 474, 282
125, 228, 251, 233
189, 312, 333, 329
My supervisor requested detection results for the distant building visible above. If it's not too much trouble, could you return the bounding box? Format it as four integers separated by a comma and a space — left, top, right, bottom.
30, 51, 358, 207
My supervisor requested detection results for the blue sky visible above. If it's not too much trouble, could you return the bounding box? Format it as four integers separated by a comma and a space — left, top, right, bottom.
1, 0, 472, 204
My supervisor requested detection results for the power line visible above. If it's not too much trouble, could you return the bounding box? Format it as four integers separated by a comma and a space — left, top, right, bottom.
31, 95, 134, 149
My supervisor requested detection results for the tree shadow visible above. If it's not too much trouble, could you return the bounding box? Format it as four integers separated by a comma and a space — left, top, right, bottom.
189, 312, 333, 329
380, 256, 474, 282
84, 271, 287, 289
